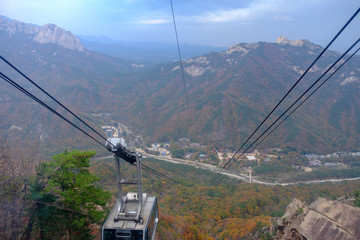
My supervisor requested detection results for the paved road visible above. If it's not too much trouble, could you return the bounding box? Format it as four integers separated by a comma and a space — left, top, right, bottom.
95, 151, 360, 186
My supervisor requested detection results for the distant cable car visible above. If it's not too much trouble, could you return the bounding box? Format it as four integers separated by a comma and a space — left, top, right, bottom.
102, 138, 159, 240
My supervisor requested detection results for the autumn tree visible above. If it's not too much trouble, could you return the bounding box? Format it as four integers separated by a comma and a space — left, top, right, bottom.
0, 139, 39, 240
23, 150, 111, 240
169, 143, 185, 159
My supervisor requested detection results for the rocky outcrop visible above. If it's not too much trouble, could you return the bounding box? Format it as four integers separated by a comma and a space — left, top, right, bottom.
223, 42, 260, 55
0, 15, 84, 52
276, 36, 322, 50
274, 197, 360, 240
0, 15, 38, 36
34, 24, 84, 52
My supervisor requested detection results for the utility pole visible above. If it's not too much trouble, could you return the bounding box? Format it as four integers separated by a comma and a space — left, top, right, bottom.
249, 167, 252, 183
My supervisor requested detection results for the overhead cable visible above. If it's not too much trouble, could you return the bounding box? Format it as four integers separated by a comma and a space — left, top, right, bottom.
169, 0, 191, 117
219, 7, 360, 175
232, 43, 360, 170
0, 55, 115, 148
251, 45, 360, 151
224, 38, 360, 171
0, 72, 105, 147
0, 55, 175, 182
142, 163, 177, 183
0, 72, 175, 183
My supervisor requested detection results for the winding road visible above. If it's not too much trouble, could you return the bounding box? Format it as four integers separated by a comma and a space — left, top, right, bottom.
96, 150, 360, 186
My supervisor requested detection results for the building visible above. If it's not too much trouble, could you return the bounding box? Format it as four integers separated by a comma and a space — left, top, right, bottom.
246, 156, 257, 161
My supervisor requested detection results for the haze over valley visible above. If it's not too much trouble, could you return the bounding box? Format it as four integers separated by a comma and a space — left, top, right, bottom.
1, 6, 360, 239
1, 15, 360, 154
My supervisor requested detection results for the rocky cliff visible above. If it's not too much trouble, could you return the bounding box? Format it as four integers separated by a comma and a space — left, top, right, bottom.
274, 197, 360, 240
34, 24, 84, 51
0, 15, 84, 52
276, 36, 322, 49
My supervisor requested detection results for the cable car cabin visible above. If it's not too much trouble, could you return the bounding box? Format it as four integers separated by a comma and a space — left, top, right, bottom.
103, 138, 159, 239
102, 192, 159, 240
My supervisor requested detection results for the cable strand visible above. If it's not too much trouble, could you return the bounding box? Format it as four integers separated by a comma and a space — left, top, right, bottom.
0, 55, 116, 148
169, 0, 191, 118
251, 46, 360, 151
224, 38, 360, 171
218, 8, 360, 175
230, 45, 360, 171
0, 72, 105, 147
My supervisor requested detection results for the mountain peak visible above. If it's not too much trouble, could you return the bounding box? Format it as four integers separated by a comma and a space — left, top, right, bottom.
0, 15, 84, 52
0, 15, 38, 36
276, 35, 290, 44
34, 23, 84, 52
276, 36, 321, 50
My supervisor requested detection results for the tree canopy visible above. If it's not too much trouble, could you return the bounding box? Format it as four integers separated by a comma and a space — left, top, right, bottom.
24, 150, 111, 240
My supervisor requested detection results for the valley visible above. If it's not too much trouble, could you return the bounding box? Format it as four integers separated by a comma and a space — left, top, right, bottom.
1, 12, 360, 240
98, 118, 360, 184
2, 15, 360, 155
95, 152, 360, 186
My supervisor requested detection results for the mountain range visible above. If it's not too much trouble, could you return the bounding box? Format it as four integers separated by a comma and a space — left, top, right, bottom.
1, 15, 360, 153
114, 37, 360, 153
77, 35, 226, 64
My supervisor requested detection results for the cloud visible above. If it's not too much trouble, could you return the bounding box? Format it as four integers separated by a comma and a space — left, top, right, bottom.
135, 19, 170, 25
187, 0, 292, 23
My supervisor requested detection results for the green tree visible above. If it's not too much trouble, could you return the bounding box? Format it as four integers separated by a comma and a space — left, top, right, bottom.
24, 150, 111, 240
355, 191, 360, 207
169, 143, 185, 159
171, 148, 185, 158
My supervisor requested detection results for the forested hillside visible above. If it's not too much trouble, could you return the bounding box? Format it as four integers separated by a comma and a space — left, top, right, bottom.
1, 3, 360, 240
115, 38, 360, 153
1, 16, 360, 154
90, 157, 360, 239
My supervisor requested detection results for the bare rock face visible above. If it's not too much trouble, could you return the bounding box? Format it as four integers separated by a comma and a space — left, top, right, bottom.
0, 16, 38, 36
274, 197, 360, 240
34, 24, 84, 52
223, 42, 259, 55
277, 198, 307, 230
276, 198, 307, 240
0, 16, 84, 52
297, 198, 360, 240
276, 36, 321, 50
276, 36, 290, 45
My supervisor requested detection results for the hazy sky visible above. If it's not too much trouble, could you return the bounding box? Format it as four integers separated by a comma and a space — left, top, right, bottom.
1, 0, 359, 50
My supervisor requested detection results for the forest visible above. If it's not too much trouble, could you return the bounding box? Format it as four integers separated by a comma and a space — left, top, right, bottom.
1, 139, 360, 239
92, 156, 360, 239
1, 4, 360, 240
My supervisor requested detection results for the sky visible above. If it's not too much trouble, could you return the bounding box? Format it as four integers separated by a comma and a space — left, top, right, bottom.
0, 0, 359, 51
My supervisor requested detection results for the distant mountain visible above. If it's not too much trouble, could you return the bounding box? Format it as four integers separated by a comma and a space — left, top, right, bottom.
0, 15, 149, 107
77, 35, 227, 64
1, 15, 360, 153
77, 34, 119, 44
0, 16, 148, 149
0, 15, 83, 52
111, 37, 360, 153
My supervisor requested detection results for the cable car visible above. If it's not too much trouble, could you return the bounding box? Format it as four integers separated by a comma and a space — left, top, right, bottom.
102, 138, 159, 240
102, 193, 158, 240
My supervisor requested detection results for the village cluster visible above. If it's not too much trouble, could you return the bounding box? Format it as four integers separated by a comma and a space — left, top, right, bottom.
102, 125, 360, 172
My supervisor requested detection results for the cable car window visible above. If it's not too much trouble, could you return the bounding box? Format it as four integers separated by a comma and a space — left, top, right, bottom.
103, 229, 115, 240
147, 201, 159, 240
